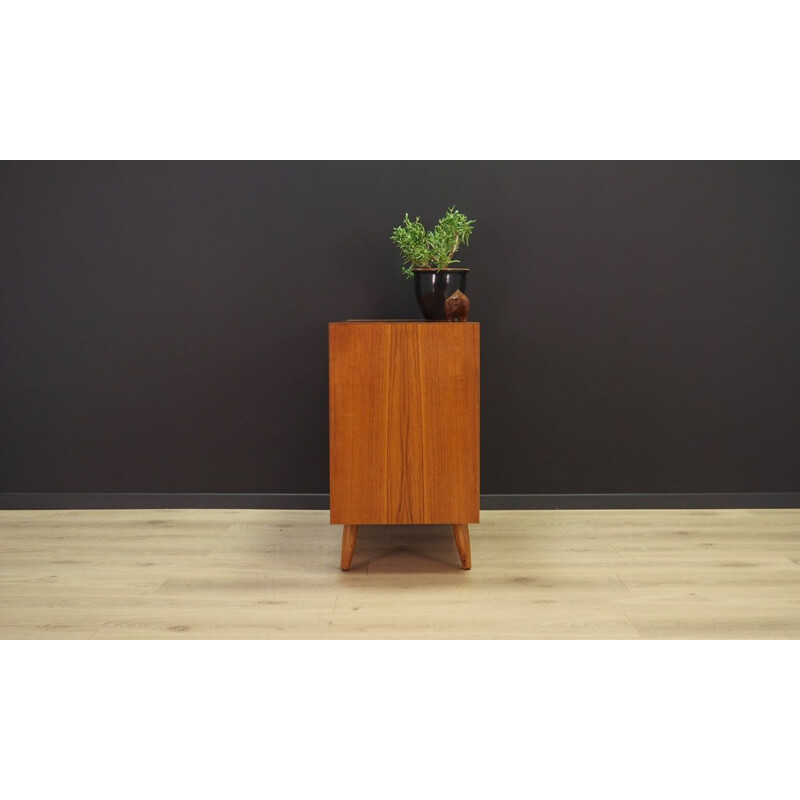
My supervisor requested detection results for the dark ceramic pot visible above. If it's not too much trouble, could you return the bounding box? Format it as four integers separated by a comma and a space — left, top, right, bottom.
412, 268, 468, 320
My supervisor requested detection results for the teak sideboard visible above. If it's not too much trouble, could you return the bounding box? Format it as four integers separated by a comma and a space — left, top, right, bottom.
329, 321, 480, 570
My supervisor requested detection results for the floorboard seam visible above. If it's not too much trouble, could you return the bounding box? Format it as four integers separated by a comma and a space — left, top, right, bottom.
624, 614, 645, 639
329, 593, 339, 625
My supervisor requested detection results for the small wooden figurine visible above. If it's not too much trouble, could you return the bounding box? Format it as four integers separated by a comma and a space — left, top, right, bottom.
444, 289, 470, 322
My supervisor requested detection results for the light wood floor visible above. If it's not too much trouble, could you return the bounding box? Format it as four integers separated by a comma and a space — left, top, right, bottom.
1, 508, 799, 639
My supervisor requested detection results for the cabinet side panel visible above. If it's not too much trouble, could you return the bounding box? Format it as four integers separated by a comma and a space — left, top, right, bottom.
330, 323, 479, 525
329, 324, 391, 523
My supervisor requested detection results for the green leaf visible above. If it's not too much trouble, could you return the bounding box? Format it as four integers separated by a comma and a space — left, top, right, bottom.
390, 206, 476, 276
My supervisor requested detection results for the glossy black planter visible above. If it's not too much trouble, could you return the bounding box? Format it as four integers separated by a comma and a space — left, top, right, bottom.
412, 268, 468, 320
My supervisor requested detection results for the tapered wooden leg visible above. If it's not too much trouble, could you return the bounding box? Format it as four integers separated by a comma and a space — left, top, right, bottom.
341, 525, 359, 571
452, 524, 471, 570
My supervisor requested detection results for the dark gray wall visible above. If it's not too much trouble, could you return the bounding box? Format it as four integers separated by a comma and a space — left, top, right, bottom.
1, 161, 799, 498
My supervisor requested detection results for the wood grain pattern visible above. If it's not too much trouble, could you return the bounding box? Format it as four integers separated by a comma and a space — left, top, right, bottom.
2, 508, 799, 639
329, 322, 480, 525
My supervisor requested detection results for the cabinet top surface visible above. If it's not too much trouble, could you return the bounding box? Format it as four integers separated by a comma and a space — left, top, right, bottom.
331, 320, 479, 325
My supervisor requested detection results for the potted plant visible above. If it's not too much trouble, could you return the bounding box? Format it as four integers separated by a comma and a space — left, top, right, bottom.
390, 206, 475, 320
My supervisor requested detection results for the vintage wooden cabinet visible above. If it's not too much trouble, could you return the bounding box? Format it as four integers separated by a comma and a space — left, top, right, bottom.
329, 321, 480, 570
